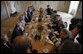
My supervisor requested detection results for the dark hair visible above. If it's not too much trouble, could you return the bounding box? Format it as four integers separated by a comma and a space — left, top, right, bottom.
47, 5, 50, 7
71, 18, 82, 25
56, 15, 60, 17
58, 40, 82, 53
31, 49, 38, 53
13, 36, 31, 53
53, 10, 57, 13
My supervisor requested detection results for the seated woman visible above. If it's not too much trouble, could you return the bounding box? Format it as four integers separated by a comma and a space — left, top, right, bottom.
51, 10, 57, 19
69, 18, 82, 31
11, 23, 25, 43
51, 11, 57, 22
48, 28, 61, 47
1, 34, 12, 53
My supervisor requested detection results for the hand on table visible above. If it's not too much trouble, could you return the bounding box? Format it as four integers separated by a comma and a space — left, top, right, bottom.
20, 27, 24, 31
54, 31, 59, 35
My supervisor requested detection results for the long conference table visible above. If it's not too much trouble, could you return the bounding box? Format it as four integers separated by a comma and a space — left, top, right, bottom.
21, 10, 55, 53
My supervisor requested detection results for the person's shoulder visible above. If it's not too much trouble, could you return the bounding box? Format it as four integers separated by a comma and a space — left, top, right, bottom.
46, 8, 48, 10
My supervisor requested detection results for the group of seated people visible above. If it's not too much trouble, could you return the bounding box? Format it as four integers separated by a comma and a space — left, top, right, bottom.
1, 5, 82, 53
1, 5, 36, 53
11, 6, 35, 43
46, 5, 82, 53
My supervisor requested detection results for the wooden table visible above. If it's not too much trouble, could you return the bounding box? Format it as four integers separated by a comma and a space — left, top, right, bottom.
29, 37, 55, 53
25, 10, 55, 53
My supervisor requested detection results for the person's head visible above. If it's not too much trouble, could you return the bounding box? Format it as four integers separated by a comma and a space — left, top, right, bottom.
31, 49, 38, 53
47, 5, 50, 8
28, 6, 32, 12
50, 28, 54, 33
58, 40, 82, 53
20, 15, 24, 21
56, 15, 60, 21
13, 36, 31, 53
16, 22, 24, 30
60, 29, 69, 38
1, 34, 9, 42
53, 10, 57, 15
64, 22, 68, 28
30, 5, 34, 8
58, 21, 63, 27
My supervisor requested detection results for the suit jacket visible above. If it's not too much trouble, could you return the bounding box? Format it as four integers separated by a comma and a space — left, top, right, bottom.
11, 25, 25, 43
26, 11, 33, 22
31, 8, 35, 12
46, 8, 52, 15
25, 15, 29, 23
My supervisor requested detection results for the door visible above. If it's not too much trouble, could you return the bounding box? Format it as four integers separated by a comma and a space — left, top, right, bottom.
68, 1, 80, 17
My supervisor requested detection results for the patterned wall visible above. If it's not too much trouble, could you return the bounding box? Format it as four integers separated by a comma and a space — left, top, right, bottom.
1, 1, 70, 21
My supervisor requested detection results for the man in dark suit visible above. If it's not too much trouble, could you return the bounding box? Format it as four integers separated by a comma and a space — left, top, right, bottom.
26, 7, 33, 22
46, 5, 52, 15
11, 23, 25, 43
30, 5, 35, 12
23, 11, 30, 23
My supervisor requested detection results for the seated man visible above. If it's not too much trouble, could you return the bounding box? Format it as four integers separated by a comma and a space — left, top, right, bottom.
52, 15, 62, 27
27, 6, 33, 22
19, 13, 27, 27
23, 11, 30, 23
56, 15, 62, 21
11, 23, 25, 43
51, 10, 57, 19
48, 28, 55, 40
48, 28, 71, 47
30, 5, 35, 12
48, 28, 72, 53
13, 36, 32, 53
58, 40, 82, 53
1, 34, 12, 53
60, 29, 70, 43
52, 20, 65, 33
46, 5, 52, 15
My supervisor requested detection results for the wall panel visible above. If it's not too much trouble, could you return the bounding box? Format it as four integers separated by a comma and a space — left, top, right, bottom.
1, 1, 71, 21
